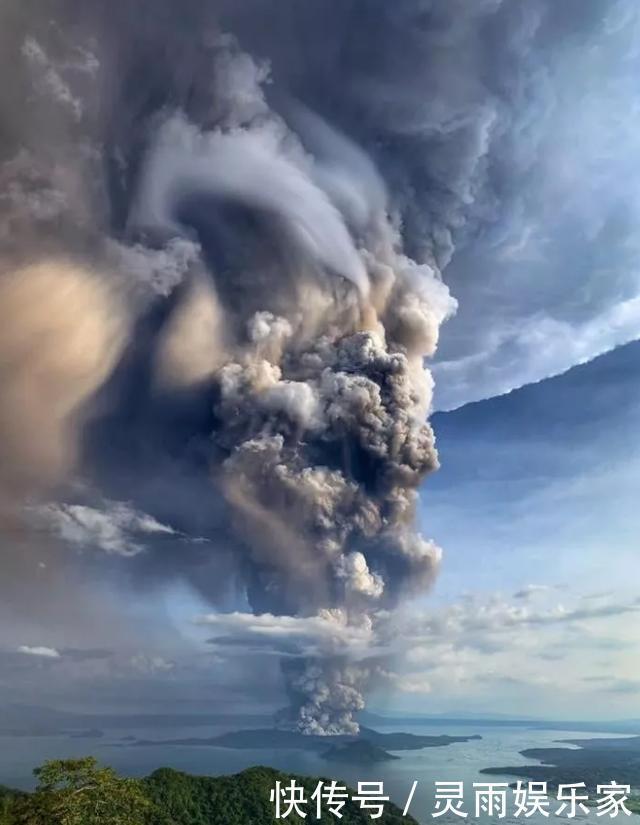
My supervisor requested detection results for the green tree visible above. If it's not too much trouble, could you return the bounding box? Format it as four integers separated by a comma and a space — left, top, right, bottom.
12, 758, 152, 825
1, 794, 15, 825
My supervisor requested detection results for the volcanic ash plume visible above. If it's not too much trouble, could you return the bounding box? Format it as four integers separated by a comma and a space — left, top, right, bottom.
0, 1, 478, 734
281, 658, 370, 737
131, 46, 454, 733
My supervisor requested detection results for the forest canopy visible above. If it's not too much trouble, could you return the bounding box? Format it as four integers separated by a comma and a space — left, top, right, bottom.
0, 758, 417, 824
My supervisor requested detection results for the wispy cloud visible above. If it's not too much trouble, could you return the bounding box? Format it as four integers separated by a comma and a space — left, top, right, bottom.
34, 500, 178, 557
17, 645, 60, 659
197, 610, 377, 660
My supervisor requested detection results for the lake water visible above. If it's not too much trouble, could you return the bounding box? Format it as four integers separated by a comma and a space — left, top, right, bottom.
0, 721, 632, 823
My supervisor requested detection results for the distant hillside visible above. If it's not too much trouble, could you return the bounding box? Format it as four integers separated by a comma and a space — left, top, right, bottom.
483, 734, 640, 814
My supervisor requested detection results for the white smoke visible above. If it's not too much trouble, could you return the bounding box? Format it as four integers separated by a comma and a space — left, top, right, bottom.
133, 113, 370, 295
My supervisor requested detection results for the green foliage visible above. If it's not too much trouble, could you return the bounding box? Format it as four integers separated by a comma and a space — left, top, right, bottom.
10, 758, 152, 825
144, 765, 416, 825
0, 786, 23, 825
0, 760, 418, 825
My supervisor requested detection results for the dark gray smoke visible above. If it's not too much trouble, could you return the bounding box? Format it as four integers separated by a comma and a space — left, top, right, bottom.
0, 0, 625, 732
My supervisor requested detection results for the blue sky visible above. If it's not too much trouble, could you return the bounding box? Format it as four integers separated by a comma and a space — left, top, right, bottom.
377, 340, 640, 718
428, 339, 640, 600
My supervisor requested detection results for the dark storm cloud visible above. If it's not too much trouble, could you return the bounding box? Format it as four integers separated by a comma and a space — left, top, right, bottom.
217, 0, 640, 409
1, 0, 636, 732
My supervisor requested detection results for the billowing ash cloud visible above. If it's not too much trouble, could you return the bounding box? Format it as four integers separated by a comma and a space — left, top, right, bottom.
1, 0, 633, 732
200, 610, 382, 735
280, 658, 370, 737
0, 262, 127, 519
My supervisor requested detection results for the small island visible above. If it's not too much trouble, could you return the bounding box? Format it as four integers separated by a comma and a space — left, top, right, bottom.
68, 728, 104, 739
321, 740, 400, 764
130, 725, 482, 756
